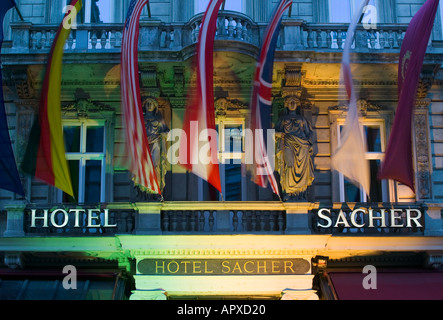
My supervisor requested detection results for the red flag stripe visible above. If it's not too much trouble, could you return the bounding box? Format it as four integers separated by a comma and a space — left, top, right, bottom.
179, 0, 223, 193
121, 0, 160, 194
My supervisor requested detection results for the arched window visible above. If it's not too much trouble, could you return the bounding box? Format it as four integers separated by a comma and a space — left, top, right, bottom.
195, 0, 243, 14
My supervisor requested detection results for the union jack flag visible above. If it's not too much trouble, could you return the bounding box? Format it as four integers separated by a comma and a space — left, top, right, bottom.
121, 0, 160, 194
245, 0, 293, 197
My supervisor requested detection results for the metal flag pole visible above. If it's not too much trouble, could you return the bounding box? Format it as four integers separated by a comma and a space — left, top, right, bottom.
15, 5, 24, 21
221, 0, 226, 10
146, 2, 151, 18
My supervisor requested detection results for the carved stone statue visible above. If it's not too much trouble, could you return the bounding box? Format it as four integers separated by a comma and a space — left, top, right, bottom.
275, 97, 314, 201
143, 97, 169, 193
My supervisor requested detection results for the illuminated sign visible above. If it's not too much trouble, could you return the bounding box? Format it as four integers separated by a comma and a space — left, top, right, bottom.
137, 259, 311, 275
312, 207, 424, 232
29, 208, 117, 229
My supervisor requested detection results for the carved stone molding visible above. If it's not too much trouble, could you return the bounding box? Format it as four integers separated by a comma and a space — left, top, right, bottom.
328, 99, 384, 115
11, 69, 35, 100
62, 93, 114, 118
414, 108, 432, 200
140, 65, 158, 88
131, 248, 319, 258
284, 64, 304, 87
15, 101, 37, 166
215, 97, 248, 117
173, 66, 185, 97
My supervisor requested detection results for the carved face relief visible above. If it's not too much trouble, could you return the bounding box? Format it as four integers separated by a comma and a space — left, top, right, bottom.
143, 98, 158, 113
285, 96, 300, 112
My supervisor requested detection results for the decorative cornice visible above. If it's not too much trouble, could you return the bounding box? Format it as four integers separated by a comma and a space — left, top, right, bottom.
328, 99, 385, 114
62, 98, 114, 117
215, 97, 248, 116
132, 249, 319, 258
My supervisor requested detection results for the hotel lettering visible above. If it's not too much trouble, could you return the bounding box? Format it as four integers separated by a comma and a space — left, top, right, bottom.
29, 208, 117, 229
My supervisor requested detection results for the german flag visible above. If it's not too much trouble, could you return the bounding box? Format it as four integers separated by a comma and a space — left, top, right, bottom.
22, 0, 82, 197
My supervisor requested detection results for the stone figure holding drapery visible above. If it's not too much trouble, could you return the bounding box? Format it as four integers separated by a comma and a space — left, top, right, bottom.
143, 97, 169, 193
275, 97, 314, 201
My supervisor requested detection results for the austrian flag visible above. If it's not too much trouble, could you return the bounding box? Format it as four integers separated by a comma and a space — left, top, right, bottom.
179, 0, 224, 193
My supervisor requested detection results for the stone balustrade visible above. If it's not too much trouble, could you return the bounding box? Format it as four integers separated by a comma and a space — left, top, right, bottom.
7, 15, 426, 56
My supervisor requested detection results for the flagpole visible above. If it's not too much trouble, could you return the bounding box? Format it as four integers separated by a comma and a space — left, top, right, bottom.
221, 0, 226, 10
15, 5, 24, 21
146, 2, 151, 18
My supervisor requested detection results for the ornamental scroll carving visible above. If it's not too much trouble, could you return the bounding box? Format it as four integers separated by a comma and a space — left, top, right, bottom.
414, 99, 432, 199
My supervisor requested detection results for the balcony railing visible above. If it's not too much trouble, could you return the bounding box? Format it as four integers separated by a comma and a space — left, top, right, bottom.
302, 23, 407, 50
8, 14, 429, 57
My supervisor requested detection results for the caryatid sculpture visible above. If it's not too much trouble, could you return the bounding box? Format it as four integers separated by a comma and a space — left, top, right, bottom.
275, 96, 314, 201
143, 97, 170, 193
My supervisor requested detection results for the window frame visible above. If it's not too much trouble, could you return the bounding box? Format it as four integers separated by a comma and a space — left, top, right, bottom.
62, 0, 116, 24
336, 118, 388, 202
328, 0, 377, 23
329, 106, 394, 203
194, 0, 244, 14
196, 116, 247, 201
61, 118, 107, 203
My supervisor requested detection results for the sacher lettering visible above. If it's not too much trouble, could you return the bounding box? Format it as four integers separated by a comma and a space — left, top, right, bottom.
137, 258, 311, 275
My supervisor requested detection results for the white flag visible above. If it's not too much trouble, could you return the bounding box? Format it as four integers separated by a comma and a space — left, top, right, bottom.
331, 0, 370, 196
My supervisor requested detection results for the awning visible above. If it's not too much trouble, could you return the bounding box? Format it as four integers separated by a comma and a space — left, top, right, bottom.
0, 270, 129, 300
329, 271, 443, 300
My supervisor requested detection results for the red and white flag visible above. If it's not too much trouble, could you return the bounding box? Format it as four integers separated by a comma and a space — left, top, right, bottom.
331, 0, 371, 196
121, 0, 160, 194
179, 0, 224, 193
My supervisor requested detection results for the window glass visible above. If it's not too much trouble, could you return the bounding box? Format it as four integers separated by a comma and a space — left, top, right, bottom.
369, 159, 382, 201
64, 0, 114, 23
339, 122, 385, 202
365, 125, 381, 152
65, 160, 80, 203
94, 0, 113, 23
224, 124, 243, 154
63, 122, 105, 203
215, 119, 245, 201
329, 0, 376, 22
196, 0, 242, 13
344, 178, 361, 202
64, 126, 81, 153
86, 126, 104, 152
85, 160, 102, 202
225, 162, 242, 201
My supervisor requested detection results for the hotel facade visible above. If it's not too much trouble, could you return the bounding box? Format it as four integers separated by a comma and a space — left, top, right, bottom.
1, 0, 443, 300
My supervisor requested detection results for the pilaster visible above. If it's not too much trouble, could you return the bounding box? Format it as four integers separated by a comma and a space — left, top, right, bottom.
3, 203, 26, 237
